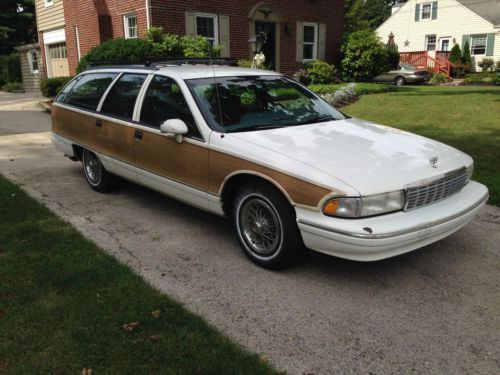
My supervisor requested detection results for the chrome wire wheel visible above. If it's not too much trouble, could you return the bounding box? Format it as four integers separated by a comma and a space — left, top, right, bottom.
83, 151, 102, 186
239, 197, 282, 256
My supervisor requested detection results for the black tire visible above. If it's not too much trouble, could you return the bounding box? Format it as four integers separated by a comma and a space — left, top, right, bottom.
396, 76, 406, 86
232, 181, 305, 269
82, 149, 117, 193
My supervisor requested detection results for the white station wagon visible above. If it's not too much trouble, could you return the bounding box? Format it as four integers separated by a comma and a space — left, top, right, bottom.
51, 60, 489, 269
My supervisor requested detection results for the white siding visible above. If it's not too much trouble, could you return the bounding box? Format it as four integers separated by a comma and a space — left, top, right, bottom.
377, 0, 500, 71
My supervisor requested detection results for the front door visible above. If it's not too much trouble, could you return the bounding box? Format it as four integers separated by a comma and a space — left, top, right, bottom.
255, 22, 276, 70
134, 75, 209, 208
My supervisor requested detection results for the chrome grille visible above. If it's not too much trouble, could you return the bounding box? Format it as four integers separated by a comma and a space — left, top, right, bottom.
404, 167, 468, 211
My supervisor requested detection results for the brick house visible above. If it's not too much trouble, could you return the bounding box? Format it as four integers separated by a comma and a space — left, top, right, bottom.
62, 0, 344, 75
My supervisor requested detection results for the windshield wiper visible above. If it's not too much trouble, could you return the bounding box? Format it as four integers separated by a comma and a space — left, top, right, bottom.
295, 116, 338, 125
228, 124, 286, 133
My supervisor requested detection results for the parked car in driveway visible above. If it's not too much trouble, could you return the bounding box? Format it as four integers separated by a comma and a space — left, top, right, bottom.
373, 63, 432, 85
51, 60, 488, 269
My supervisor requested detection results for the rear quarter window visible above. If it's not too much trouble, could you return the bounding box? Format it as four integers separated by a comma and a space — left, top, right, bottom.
60, 73, 117, 111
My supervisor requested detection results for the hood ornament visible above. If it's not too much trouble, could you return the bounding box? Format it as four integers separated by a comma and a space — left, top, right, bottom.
429, 156, 438, 168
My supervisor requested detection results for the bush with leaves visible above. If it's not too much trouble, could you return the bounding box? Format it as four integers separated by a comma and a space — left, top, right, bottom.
448, 44, 462, 64
2, 81, 23, 92
304, 60, 338, 84
237, 59, 253, 68
461, 41, 472, 72
387, 47, 400, 70
0, 53, 22, 85
76, 38, 156, 73
428, 72, 447, 85
76, 30, 222, 73
478, 58, 495, 72
41, 76, 73, 97
341, 30, 389, 82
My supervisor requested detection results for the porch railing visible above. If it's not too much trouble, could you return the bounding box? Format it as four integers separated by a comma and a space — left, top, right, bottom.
399, 51, 456, 78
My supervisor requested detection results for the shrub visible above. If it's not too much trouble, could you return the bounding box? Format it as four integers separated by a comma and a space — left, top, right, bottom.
461, 40, 472, 72
292, 69, 310, 85
387, 47, 400, 70
493, 74, 500, 85
304, 60, 337, 84
77, 38, 156, 73
237, 59, 253, 68
41, 76, 73, 97
0, 53, 22, 85
448, 44, 462, 64
77, 30, 222, 73
428, 73, 447, 85
478, 58, 495, 72
2, 82, 24, 92
320, 83, 357, 108
497, 60, 500, 70
341, 30, 389, 82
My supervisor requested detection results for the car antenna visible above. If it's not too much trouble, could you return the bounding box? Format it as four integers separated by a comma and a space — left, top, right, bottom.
209, 48, 225, 139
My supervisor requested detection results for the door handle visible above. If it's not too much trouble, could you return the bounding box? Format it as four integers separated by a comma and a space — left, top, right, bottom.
134, 130, 143, 141
96, 119, 102, 128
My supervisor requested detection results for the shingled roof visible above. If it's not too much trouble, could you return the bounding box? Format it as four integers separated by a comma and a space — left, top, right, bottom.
455, 0, 500, 26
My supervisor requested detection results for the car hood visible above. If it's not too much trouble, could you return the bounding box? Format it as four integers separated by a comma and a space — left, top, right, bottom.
229, 118, 472, 196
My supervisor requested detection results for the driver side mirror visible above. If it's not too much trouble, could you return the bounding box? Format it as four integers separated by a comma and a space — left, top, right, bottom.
160, 119, 188, 144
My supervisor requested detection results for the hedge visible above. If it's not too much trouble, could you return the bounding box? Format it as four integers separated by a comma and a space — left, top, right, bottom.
41, 76, 73, 98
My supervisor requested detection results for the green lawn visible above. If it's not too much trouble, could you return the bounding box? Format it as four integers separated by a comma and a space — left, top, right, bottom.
342, 85, 500, 206
0, 175, 279, 374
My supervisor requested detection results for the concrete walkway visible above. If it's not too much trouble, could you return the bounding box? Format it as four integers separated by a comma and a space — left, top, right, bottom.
0, 101, 499, 375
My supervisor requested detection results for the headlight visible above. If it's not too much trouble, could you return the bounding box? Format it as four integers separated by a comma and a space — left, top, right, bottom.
466, 163, 474, 182
323, 191, 405, 218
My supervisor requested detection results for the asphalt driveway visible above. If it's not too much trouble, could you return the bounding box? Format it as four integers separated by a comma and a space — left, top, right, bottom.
1, 97, 499, 374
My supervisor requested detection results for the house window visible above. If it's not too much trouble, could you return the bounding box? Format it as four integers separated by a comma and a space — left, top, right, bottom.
470, 34, 487, 55
45, 0, 54, 7
421, 3, 432, 20
425, 35, 436, 51
195, 14, 218, 46
303, 23, 318, 61
28, 51, 39, 73
124, 13, 138, 39
48, 43, 67, 59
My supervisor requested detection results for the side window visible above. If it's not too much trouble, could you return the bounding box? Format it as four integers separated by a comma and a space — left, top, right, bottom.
140, 75, 200, 138
64, 73, 117, 111
100, 74, 146, 120
56, 76, 82, 103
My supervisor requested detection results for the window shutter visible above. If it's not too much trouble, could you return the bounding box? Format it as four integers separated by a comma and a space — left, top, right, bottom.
318, 24, 326, 60
486, 33, 495, 56
296, 22, 304, 62
415, 4, 420, 22
462, 34, 470, 49
431, 1, 438, 20
219, 15, 230, 57
185, 12, 196, 36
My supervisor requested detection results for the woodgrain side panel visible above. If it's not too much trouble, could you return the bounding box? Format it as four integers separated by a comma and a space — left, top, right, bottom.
209, 150, 331, 208
134, 131, 209, 191
52, 105, 135, 164
52, 105, 96, 149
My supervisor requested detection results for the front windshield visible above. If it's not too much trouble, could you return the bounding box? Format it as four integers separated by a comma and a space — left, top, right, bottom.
185, 75, 345, 133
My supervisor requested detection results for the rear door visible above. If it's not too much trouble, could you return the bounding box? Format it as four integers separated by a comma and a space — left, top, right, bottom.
134, 74, 210, 209
97, 73, 148, 181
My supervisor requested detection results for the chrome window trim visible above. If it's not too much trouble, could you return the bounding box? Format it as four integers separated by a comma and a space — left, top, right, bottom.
133, 73, 154, 121
96, 73, 123, 112
298, 191, 488, 240
136, 73, 206, 142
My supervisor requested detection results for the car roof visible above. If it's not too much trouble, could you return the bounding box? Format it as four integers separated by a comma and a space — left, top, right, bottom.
85, 64, 281, 80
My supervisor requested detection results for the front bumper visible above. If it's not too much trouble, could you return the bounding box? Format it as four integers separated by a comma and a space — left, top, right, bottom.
296, 181, 488, 261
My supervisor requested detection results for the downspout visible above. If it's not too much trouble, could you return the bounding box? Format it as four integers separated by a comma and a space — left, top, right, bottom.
145, 0, 151, 29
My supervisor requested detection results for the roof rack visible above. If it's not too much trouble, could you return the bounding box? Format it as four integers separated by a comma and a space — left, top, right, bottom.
86, 57, 238, 70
